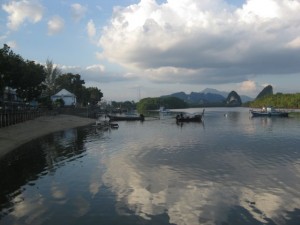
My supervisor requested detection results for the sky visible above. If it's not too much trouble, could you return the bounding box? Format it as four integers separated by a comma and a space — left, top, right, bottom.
1, 0, 300, 102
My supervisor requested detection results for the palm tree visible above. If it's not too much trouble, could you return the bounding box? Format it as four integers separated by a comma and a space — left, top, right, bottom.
44, 59, 61, 96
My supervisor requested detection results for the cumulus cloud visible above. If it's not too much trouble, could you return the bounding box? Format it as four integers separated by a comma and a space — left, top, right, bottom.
47, 16, 64, 35
239, 80, 257, 92
71, 3, 87, 22
87, 20, 96, 39
60, 64, 131, 83
2, 0, 44, 30
86, 64, 105, 72
99, 0, 300, 85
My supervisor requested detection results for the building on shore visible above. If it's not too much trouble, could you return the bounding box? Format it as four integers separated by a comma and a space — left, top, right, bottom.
51, 89, 77, 107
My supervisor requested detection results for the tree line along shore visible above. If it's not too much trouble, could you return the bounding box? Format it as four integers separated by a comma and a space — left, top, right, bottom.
1, 44, 103, 112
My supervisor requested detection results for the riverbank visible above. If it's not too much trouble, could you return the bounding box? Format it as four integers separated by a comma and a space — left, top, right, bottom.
0, 114, 95, 158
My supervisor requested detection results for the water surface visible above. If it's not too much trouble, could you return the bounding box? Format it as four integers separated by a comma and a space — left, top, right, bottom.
1, 108, 300, 225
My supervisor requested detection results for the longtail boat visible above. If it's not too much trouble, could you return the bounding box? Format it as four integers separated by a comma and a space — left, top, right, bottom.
107, 114, 145, 121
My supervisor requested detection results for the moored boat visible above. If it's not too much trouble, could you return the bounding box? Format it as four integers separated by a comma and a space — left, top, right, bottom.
250, 106, 289, 117
176, 109, 204, 123
107, 114, 145, 121
176, 113, 202, 122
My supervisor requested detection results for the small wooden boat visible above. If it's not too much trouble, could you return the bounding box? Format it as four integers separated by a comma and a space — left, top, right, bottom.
176, 114, 202, 122
176, 109, 204, 123
250, 106, 289, 117
107, 114, 145, 121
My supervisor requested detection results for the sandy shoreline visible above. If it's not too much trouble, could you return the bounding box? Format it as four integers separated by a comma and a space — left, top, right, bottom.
0, 114, 95, 159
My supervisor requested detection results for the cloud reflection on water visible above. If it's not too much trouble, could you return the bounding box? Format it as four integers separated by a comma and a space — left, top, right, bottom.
100, 125, 300, 224
2, 110, 300, 224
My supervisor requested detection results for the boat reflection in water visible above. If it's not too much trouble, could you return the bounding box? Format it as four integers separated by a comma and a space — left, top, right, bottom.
1, 108, 300, 225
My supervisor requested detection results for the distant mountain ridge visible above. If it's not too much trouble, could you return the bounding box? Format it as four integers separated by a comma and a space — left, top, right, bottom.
162, 88, 253, 105
202, 88, 253, 103
201, 88, 228, 97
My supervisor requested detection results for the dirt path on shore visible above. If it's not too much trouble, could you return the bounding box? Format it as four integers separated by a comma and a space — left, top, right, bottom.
0, 114, 95, 158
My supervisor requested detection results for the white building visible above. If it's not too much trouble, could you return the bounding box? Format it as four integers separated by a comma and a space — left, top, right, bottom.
51, 89, 76, 106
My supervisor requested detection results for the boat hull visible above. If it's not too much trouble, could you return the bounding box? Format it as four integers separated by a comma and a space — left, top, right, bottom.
251, 111, 289, 117
176, 115, 202, 122
107, 115, 144, 121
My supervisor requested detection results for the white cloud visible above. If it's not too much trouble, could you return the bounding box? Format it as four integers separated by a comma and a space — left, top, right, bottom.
71, 3, 87, 22
286, 36, 300, 49
47, 16, 64, 35
60, 63, 129, 84
86, 64, 105, 72
6, 40, 17, 49
239, 80, 257, 92
2, 0, 44, 30
236, 0, 281, 23
87, 20, 96, 39
99, 0, 300, 86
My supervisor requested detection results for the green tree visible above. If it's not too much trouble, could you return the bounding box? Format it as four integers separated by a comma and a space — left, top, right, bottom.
249, 93, 300, 109
86, 87, 103, 105
0, 44, 10, 95
0, 44, 46, 101
15, 60, 46, 101
110, 100, 136, 111
0, 44, 105, 107
0, 44, 24, 95
123, 101, 136, 111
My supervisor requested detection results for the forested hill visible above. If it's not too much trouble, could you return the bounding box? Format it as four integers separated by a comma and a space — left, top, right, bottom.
248, 93, 300, 109
137, 96, 188, 111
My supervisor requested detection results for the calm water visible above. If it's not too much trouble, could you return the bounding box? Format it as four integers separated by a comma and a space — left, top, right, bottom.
1, 108, 300, 225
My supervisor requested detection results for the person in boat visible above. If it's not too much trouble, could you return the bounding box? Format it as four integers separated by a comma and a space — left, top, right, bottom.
176, 113, 186, 120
